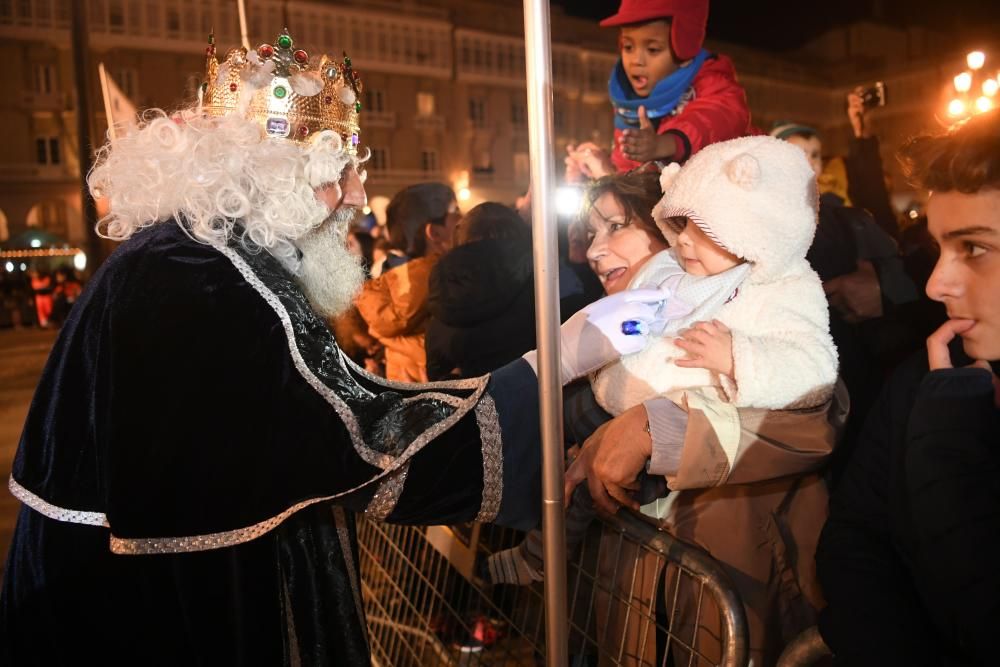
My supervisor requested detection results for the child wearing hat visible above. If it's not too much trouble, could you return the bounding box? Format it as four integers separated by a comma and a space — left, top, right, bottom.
488, 136, 838, 662
568, 0, 755, 179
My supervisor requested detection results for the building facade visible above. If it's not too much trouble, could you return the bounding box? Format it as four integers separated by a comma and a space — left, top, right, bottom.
0, 0, 994, 249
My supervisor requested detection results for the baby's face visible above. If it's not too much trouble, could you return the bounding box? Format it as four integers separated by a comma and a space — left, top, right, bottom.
620, 20, 678, 98
675, 220, 742, 276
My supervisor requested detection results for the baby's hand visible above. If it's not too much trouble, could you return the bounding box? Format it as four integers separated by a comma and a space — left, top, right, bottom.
674, 320, 735, 378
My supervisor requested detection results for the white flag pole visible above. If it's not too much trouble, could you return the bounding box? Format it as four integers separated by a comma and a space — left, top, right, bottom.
97, 62, 117, 142
521, 1, 568, 665
237, 0, 251, 50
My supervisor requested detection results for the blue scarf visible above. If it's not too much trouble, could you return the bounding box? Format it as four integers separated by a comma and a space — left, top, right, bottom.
609, 49, 709, 130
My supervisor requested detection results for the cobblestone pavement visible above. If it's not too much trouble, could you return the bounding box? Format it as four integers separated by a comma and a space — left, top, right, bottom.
0, 328, 58, 570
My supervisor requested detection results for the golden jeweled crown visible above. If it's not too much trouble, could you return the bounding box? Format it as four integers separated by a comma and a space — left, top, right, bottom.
201, 29, 363, 153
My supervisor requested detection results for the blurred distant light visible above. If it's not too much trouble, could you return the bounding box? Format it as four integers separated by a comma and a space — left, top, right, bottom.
954, 72, 973, 93
362, 205, 371, 215
457, 187, 471, 201
975, 96, 993, 113
29, 238, 41, 248
948, 98, 967, 116
908, 209, 920, 220
4, 261, 13, 272
19, 263, 26, 271
967, 51, 986, 70
73, 252, 87, 271
555, 186, 583, 218
983, 79, 998, 97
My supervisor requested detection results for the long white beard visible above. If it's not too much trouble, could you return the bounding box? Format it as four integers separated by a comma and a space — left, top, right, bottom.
294, 208, 366, 318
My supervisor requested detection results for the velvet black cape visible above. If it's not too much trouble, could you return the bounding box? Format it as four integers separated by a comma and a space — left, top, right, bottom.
0, 221, 541, 666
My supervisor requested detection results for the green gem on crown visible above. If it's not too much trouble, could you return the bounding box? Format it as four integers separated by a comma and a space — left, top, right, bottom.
355, 101, 362, 113
277, 34, 292, 49
273, 85, 287, 99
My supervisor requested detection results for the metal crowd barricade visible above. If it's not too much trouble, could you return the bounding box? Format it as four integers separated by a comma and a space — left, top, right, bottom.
358, 510, 749, 667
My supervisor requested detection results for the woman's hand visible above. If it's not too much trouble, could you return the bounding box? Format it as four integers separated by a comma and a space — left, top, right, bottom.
565, 142, 614, 182
674, 320, 735, 378
564, 404, 652, 514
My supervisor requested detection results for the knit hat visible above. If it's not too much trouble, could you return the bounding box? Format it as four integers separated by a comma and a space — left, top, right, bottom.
768, 120, 818, 141
600, 0, 709, 62
385, 182, 455, 258
654, 136, 819, 283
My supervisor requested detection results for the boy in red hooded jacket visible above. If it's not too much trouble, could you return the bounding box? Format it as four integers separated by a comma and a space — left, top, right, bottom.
567, 0, 755, 177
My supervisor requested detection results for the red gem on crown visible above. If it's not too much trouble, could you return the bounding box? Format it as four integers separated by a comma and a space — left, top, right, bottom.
258, 43, 274, 59
293, 49, 309, 64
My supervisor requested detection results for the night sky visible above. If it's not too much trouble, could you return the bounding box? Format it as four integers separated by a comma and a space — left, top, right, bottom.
556, 0, 1000, 52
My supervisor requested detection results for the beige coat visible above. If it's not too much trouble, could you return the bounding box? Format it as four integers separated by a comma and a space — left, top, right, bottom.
356, 255, 437, 382
597, 383, 847, 667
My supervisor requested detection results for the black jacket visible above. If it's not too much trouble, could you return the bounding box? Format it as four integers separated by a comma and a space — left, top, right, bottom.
425, 237, 538, 380
817, 347, 1000, 666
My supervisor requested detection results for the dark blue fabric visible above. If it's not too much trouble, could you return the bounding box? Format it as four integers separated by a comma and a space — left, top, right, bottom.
609, 49, 709, 130
1, 220, 543, 666
489, 358, 542, 531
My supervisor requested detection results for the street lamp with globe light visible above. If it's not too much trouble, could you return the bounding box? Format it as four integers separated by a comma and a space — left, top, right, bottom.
948, 50, 997, 120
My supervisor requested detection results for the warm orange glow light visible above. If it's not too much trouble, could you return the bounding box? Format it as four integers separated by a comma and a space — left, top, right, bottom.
954, 72, 973, 93
948, 98, 967, 117
967, 51, 986, 70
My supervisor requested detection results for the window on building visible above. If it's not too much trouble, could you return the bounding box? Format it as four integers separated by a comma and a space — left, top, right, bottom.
511, 100, 526, 128
369, 148, 389, 171
165, 6, 180, 35
468, 96, 487, 128
416, 92, 435, 116
108, 0, 125, 32
33, 63, 56, 94
420, 149, 438, 173
35, 137, 61, 165
365, 89, 385, 113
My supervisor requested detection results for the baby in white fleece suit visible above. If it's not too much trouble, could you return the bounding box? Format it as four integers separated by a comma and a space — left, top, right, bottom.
485, 136, 838, 586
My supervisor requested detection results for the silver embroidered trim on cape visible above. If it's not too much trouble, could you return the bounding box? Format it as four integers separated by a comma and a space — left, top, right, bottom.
215, 243, 489, 469
473, 394, 503, 523
365, 463, 410, 520
9, 477, 109, 527
10, 241, 503, 556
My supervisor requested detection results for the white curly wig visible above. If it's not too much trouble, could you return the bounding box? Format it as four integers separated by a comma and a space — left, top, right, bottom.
87, 109, 353, 272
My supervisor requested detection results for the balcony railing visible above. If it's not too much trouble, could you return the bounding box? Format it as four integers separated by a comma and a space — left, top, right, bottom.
0, 0, 452, 78
362, 111, 396, 129
413, 114, 445, 132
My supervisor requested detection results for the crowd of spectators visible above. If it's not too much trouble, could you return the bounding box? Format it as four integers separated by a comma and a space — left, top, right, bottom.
323, 75, 995, 667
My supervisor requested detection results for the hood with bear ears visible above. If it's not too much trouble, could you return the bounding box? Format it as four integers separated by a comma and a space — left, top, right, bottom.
652, 136, 819, 284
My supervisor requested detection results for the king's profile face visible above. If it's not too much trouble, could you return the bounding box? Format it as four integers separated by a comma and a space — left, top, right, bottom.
314, 165, 367, 213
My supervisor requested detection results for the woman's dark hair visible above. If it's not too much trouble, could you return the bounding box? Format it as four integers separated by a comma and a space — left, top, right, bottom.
899, 108, 1000, 193
349, 230, 376, 273
581, 171, 666, 242
385, 182, 456, 258
454, 202, 528, 247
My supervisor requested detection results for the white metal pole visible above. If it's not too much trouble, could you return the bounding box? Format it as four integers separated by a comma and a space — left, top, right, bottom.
236, 0, 251, 50
521, 1, 567, 665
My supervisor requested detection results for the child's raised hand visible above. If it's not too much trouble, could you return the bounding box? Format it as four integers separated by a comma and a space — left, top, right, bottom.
674, 319, 735, 378
620, 106, 681, 163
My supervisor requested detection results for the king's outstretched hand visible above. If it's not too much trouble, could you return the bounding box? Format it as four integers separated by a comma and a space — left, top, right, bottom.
523, 289, 667, 385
